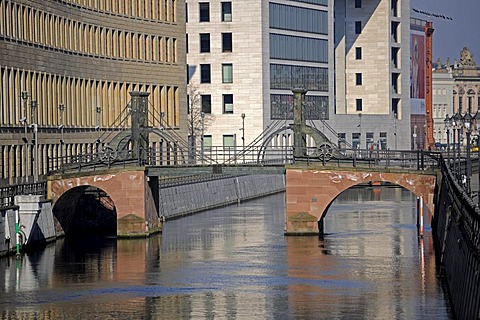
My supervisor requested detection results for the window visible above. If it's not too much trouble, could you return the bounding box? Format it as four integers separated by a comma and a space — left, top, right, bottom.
270, 64, 328, 91
221, 2, 232, 22
355, 21, 362, 34
200, 33, 210, 53
270, 34, 328, 63
352, 133, 360, 149
199, 3, 210, 22
223, 135, 235, 148
186, 34, 188, 53
222, 33, 232, 52
355, 0, 361, 8
355, 47, 362, 60
338, 133, 346, 149
223, 94, 233, 113
200, 64, 211, 83
355, 73, 362, 85
203, 135, 212, 150
269, 3, 328, 34
356, 98, 362, 111
379, 132, 387, 150
366, 132, 374, 149
186, 3, 188, 22
222, 63, 233, 83
201, 95, 211, 113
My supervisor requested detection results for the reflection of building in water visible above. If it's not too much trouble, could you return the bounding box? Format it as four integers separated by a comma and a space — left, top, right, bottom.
286, 188, 440, 318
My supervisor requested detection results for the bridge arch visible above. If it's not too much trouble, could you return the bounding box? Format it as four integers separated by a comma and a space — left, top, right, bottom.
48, 169, 161, 237
285, 168, 437, 235
53, 185, 116, 235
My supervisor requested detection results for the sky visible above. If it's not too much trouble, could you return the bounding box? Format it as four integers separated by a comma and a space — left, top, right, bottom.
411, 0, 480, 64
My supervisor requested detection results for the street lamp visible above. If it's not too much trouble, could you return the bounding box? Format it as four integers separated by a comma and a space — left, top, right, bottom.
240, 113, 245, 163
474, 110, 480, 206
20, 91, 29, 182
394, 113, 397, 150
58, 104, 65, 167
201, 111, 205, 164
462, 112, 472, 195
30, 100, 38, 183
453, 112, 463, 181
444, 114, 452, 165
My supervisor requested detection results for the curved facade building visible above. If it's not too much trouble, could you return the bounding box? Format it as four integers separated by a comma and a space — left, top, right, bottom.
0, 0, 186, 183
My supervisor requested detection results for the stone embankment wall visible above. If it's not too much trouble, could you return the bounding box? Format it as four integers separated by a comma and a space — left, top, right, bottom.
160, 174, 285, 219
0, 196, 56, 257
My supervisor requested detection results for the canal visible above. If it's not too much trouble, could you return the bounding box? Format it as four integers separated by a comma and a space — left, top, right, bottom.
0, 186, 451, 319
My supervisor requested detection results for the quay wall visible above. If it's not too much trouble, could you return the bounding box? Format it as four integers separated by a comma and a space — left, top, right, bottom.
160, 174, 285, 219
0, 196, 56, 257
433, 162, 480, 319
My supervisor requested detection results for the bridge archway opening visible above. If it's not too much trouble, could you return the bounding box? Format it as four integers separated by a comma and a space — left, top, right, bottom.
319, 181, 432, 234
53, 186, 117, 237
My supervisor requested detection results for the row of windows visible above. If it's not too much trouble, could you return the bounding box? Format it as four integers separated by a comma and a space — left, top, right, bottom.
191, 93, 234, 114
455, 95, 480, 113
269, 3, 328, 35
0, 66, 179, 128
339, 132, 388, 150
191, 32, 232, 53
270, 94, 328, 120
188, 1, 232, 23
270, 33, 328, 63
0, 1, 178, 63
270, 64, 328, 91
62, 0, 177, 22
188, 63, 233, 84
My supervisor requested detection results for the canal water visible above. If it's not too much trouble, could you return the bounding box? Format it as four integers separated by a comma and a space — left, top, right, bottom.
0, 187, 451, 319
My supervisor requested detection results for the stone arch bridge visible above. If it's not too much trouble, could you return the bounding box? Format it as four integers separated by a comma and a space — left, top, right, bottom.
285, 165, 437, 235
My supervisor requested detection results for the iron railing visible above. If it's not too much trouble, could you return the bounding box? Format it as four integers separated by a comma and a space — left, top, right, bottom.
0, 181, 46, 209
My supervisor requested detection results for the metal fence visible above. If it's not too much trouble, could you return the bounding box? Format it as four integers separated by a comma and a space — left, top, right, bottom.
0, 181, 46, 210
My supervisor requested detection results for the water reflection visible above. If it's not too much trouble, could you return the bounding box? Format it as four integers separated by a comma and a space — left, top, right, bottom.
0, 188, 450, 319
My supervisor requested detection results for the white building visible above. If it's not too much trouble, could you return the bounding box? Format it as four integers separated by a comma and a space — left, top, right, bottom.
186, 0, 412, 151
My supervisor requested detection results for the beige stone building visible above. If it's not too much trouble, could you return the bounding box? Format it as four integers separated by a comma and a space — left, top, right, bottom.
433, 48, 480, 148
0, 0, 186, 183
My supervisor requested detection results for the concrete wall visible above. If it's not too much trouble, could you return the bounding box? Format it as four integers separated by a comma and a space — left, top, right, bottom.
160, 174, 285, 219
0, 196, 56, 257
0, 208, 16, 257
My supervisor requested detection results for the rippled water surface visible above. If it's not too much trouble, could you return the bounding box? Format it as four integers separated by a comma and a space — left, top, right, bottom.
0, 187, 451, 319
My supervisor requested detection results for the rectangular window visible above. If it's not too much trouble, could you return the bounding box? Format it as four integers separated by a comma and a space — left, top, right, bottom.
338, 133, 346, 149
352, 133, 360, 149
355, 0, 361, 8
200, 64, 211, 83
199, 2, 210, 22
379, 132, 387, 150
186, 34, 188, 53
356, 98, 362, 111
223, 134, 235, 148
200, 33, 210, 53
223, 94, 233, 113
222, 63, 233, 83
221, 2, 232, 22
201, 94, 211, 113
355, 47, 362, 60
355, 21, 362, 34
186, 3, 188, 22
203, 135, 212, 150
222, 33, 232, 52
355, 73, 362, 85
366, 132, 374, 149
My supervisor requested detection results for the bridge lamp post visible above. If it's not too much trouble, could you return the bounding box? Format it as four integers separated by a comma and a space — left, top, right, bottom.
201, 111, 205, 164
444, 115, 452, 166
58, 104, 65, 167
20, 91, 29, 182
462, 112, 472, 195
30, 100, 38, 183
240, 113, 245, 163
474, 111, 480, 206
453, 112, 463, 181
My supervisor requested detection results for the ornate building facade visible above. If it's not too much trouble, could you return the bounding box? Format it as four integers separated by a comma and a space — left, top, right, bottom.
433, 47, 480, 147
0, 0, 186, 183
